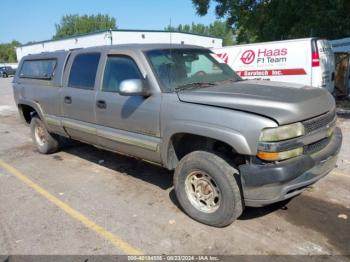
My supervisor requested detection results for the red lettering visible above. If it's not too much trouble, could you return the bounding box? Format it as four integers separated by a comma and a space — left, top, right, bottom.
281, 48, 288, 55
266, 49, 273, 56
273, 49, 280, 56
258, 48, 288, 57
258, 49, 266, 57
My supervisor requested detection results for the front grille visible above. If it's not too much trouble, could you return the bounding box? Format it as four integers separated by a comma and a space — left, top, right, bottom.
302, 110, 336, 134
304, 137, 330, 154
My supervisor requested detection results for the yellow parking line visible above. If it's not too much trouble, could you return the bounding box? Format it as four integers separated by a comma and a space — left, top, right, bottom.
0, 159, 143, 255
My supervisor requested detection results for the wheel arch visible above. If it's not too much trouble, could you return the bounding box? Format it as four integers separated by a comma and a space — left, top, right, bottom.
161, 122, 251, 170
17, 99, 46, 126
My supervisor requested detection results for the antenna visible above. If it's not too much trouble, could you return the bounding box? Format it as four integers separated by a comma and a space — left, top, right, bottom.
169, 17, 173, 48
105, 29, 113, 45
109, 28, 113, 45
169, 17, 173, 89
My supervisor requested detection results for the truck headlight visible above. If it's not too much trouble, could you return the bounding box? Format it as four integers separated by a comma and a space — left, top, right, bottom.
257, 122, 305, 161
259, 122, 305, 142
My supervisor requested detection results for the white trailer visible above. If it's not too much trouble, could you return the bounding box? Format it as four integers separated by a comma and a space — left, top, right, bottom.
16, 30, 223, 61
213, 38, 335, 92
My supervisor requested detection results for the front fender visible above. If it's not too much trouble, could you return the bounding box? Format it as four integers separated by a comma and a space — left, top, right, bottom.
161, 120, 252, 168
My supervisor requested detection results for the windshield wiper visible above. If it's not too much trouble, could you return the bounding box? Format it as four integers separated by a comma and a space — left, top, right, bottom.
216, 78, 244, 84
175, 82, 216, 91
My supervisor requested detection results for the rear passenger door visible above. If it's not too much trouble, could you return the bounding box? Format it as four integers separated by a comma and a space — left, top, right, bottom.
61, 52, 101, 144
95, 54, 161, 163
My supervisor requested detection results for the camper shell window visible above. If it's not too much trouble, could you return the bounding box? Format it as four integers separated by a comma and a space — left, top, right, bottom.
19, 59, 57, 80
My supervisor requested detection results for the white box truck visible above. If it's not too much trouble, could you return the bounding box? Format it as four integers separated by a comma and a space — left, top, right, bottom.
213, 38, 335, 92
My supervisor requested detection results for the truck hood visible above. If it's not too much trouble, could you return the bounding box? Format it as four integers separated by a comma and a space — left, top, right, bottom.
177, 80, 335, 125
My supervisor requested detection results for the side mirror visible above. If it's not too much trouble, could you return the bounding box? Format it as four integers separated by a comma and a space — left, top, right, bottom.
119, 79, 150, 97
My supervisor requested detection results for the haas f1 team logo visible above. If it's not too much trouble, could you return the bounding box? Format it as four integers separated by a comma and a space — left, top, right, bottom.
216, 53, 229, 64
241, 50, 255, 64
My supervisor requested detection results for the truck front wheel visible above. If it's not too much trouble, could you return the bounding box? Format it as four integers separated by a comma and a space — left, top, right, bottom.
30, 117, 59, 154
174, 151, 243, 227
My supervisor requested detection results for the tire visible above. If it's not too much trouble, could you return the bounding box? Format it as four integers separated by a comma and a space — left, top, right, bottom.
2, 73, 7, 78
174, 151, 243, 227
30, 117, 59, 154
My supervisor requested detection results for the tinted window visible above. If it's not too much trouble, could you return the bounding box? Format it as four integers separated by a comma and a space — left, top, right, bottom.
102, 56, 142, 92
20, 59, 56, 79
68, 53, 100, 89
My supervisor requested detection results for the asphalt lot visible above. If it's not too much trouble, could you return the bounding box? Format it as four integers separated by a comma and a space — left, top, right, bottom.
0, 77, 349, 256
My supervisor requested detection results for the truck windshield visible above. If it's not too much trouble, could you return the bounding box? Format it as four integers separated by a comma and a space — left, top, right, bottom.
146, 49, 241, 92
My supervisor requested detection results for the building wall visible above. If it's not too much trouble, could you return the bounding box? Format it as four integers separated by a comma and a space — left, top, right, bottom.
16, 30, 223, 61
112, 31, 222, 48
16, 32, 110, 61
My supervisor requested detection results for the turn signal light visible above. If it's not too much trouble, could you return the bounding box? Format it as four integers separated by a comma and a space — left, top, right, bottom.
257, 147, 303, 161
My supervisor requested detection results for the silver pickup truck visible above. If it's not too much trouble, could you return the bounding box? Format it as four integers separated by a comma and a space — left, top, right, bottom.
13, 44, 342, 227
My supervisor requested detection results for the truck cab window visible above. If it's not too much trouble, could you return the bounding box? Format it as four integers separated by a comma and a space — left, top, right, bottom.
102, 56, 142, 93
68, 53, 100, 90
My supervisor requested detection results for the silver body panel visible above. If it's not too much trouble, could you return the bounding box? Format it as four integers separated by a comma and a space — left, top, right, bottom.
177, 80, 335, 125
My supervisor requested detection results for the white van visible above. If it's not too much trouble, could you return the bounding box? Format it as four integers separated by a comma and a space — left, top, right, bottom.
213, 38, 335, 92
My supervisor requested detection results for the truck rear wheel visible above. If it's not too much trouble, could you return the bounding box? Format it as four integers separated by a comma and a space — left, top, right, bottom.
30, 117, 59, 154
174, 151, 243, 227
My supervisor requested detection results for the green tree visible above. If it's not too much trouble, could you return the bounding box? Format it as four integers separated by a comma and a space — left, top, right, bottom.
165, 21, 234, 46
53, 14, 117, 40
209, 21, 234, 46
0, 40, 20, 63
192, 0, 350, 43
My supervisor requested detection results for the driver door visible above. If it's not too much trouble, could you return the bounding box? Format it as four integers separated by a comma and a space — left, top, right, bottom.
95, 54, 162, 163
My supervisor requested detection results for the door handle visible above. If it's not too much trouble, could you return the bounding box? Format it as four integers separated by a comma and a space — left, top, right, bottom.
64, 96, 72, 104
96, 100, 107, 109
